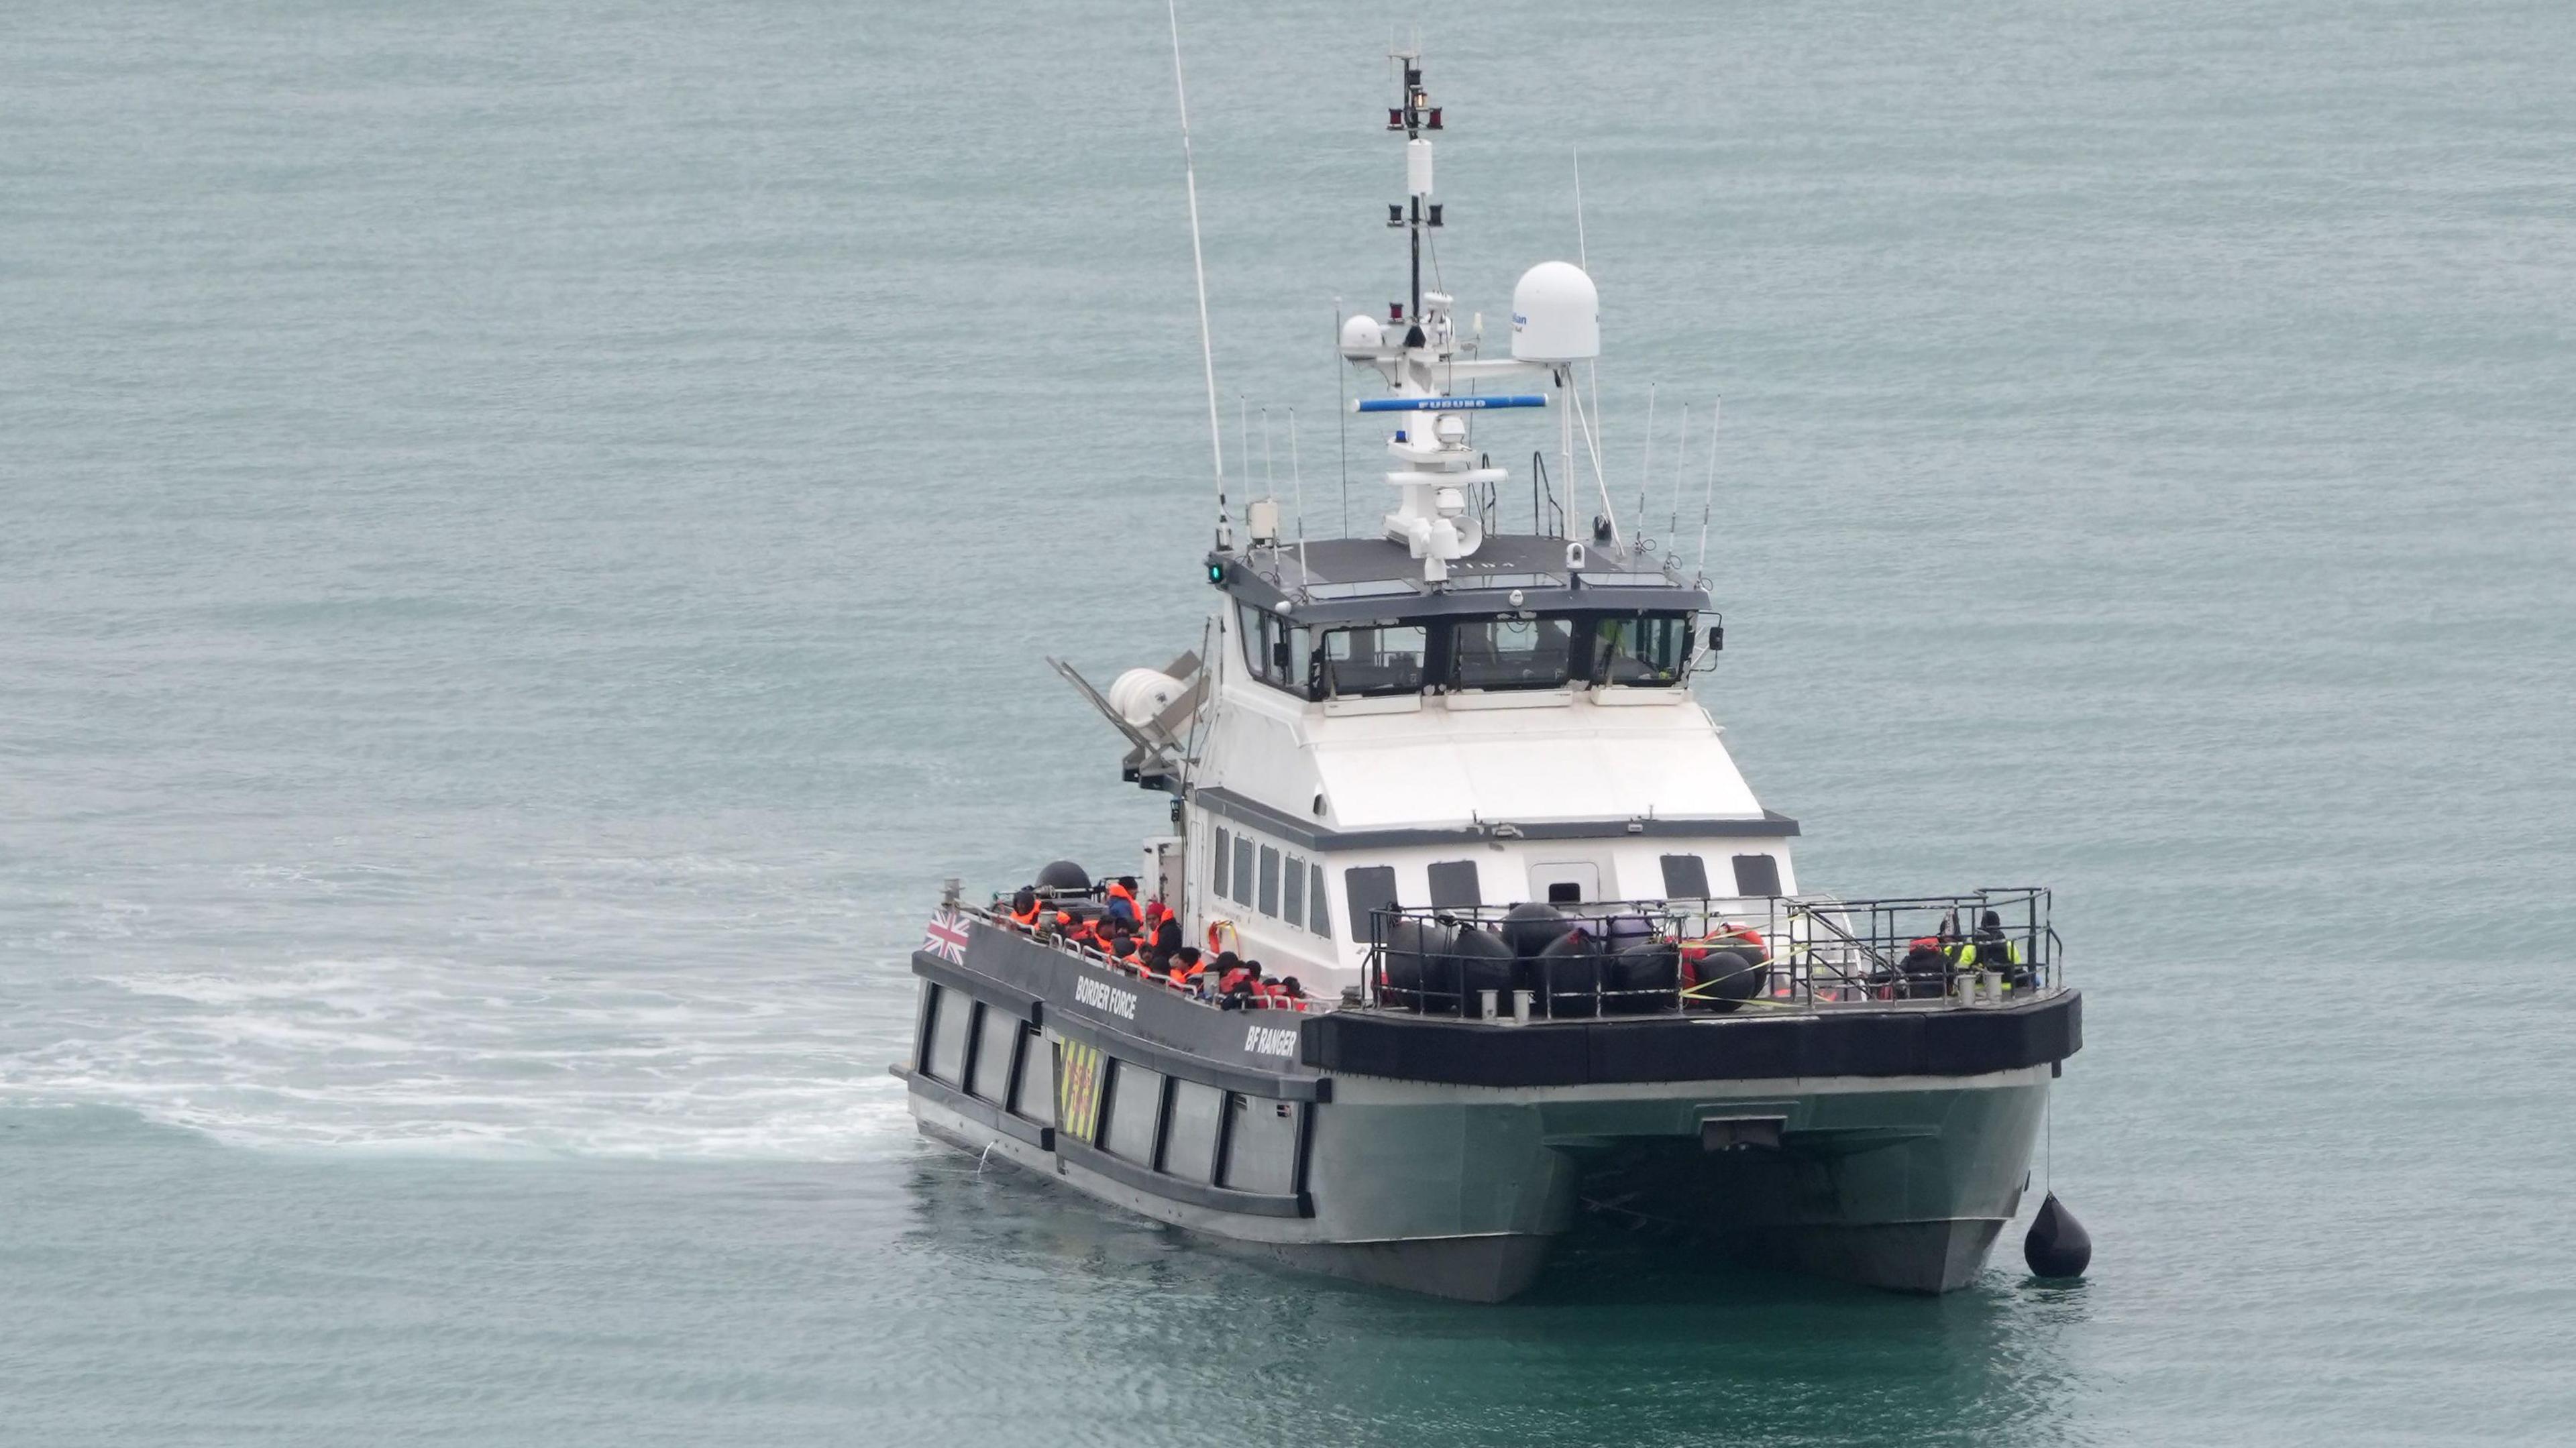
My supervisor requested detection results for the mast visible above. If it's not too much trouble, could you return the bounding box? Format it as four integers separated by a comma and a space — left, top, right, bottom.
1385, 46, 1442, 329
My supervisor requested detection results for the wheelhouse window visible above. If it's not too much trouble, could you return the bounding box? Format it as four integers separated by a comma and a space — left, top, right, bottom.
1448, 615, 1575, 691
1257, 845, 1281, 917
1212, 829, 1232, 902
1238, 604, 1313, 697
1593, 613, 1695, 687
1308, 863, 1330, 936
1319, 625, 1428, 698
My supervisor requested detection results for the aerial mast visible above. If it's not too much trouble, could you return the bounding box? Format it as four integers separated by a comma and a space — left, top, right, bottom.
1385, 45, 1442, 328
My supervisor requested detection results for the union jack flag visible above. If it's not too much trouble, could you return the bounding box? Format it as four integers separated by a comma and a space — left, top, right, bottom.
922, 906, 971, 964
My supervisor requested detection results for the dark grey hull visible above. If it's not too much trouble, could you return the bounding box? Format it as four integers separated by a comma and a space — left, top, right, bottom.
905, 920, 2078, 1301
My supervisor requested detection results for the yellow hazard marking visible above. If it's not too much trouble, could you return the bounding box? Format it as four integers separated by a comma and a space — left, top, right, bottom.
1055, 1038, 1104, 1144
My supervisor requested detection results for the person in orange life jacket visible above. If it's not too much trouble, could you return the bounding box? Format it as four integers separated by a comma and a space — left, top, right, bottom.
1166, 946, 1205, 990
1275, 976, 1308, 1011
1103, 879, 1139, 934
1150, 910, 1182, 958
1221, 960, 1265, 1010
1008, 887, 1042, 929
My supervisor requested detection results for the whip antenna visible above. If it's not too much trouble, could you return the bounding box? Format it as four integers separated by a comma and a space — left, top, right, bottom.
1167, 0, 1228, 547
1696, 396, 1722, 579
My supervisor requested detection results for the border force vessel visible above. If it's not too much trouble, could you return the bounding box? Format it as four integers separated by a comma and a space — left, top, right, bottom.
897, 46, 2080, 1302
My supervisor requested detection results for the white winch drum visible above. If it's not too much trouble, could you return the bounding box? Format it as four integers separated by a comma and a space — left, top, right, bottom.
1108, 668, 1186, 726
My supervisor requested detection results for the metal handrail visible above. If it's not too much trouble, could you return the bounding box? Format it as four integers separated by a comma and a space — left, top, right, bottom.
1356, 889, 2058, 1021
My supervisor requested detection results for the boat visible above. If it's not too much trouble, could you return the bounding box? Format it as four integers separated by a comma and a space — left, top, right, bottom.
895, 40, 2082, 1302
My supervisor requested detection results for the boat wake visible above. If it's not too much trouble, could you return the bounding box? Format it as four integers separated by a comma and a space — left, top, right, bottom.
5, 952, 922, 1161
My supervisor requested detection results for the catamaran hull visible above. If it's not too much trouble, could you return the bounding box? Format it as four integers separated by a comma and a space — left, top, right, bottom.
902, 924, 2071, 1300
909, 1070, 2045, 1300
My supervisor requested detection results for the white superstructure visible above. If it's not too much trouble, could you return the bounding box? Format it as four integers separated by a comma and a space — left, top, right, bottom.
1060, 47, 1792, 992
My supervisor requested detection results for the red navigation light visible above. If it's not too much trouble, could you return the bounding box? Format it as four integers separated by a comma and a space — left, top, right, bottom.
1386, 107, 1404, 130
1389, 302, 1404, 321
1428, 107, 1443, 130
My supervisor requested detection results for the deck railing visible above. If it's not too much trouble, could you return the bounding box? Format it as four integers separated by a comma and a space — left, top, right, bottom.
1356, 888, 2059, 1021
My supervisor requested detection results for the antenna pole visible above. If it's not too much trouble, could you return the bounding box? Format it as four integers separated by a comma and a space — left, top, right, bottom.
1670, 403, 1688, 540
1572, 144, 1588, 270
1637, 382, 1656, 544
1167, 0, 1228, 547
1290, 408, 1309, 585
1334, 301, 1349, 537
1697, 396, 1721, 579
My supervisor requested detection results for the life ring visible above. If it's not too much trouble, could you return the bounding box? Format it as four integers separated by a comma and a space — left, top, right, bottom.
1205, 918, 1240, 955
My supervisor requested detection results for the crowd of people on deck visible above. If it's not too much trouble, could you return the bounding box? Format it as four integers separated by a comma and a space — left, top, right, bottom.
999, 877, 1313, 1011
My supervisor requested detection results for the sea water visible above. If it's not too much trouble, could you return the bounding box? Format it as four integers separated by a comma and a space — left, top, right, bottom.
4, 2, 2572, 1443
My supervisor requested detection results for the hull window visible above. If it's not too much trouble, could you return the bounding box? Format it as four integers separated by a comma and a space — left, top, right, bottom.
1659, 852, 1711, 899
1165, 1078, 1224, 1184
1257, 845, 1281, 916
1212, 828, 1232, 901
1309, 863, 1331, 936
1009, 1027, 1053, 1126
1104, 1062, 1165, 1164
923, 986, 975, 1085
1731, 853, 1783, 897
1343, 865, 1399, 942
1222, 1095, 1301, 1196
1428, 859, 1483, 908
969, 1003, 1019, 1103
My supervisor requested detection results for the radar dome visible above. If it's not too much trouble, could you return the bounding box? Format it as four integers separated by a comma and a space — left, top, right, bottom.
1338, 313, 1386, 357
1509, 260, 1599, 361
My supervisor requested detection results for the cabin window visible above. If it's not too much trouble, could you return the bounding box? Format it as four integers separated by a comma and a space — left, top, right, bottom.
1164, 1078, 1224, 1184
1428, 859, 1482, 908
923, 986, 974, 1084
1009, 1027, 1053, 1125
1731, 853, 1783, 897
1212, 828, 1232, 901
1232, 836, 1256, 905
1282, 854, 1306, 928
1104, 1062, 1164, 1164
1593, 612, 1695, 685
1222, 1095, 1301, 1196
1343, 865, 1399, 942
1258, 845, 1281, 916
1238, 604, 1314, 696
969, 1003, 1020, 1103
1319, 625, 1428, 697
1448, 615, 1575, 691
1659, 852, 1711, 899
1309, 863, 1330, 936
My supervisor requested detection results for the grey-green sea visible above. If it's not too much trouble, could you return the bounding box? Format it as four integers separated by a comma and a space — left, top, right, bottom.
5, 2, 2572, 1443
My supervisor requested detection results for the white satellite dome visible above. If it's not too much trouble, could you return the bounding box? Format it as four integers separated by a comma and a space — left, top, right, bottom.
1338, 313, 1386, 357
1509, 260, 1599, 361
